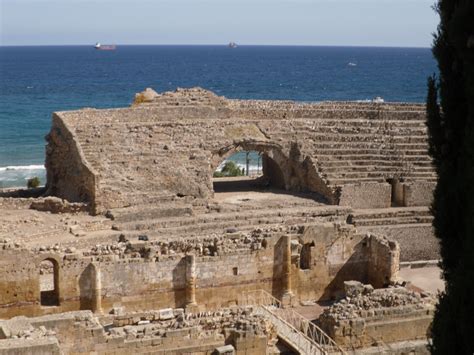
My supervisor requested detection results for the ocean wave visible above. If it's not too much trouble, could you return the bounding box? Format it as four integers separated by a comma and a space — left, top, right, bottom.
0, 165, 45, 172
0, 165, 46, 188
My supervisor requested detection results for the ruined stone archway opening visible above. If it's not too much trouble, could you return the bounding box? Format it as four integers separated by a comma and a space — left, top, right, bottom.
212, 143, 288, 194
39, 258, 59, 306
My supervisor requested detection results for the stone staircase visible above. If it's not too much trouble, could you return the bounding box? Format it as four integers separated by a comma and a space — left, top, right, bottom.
111, 204, 350, 240
240, 290, 346, 354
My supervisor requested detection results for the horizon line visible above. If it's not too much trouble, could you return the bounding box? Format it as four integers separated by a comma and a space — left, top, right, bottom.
0, 43, 431, 49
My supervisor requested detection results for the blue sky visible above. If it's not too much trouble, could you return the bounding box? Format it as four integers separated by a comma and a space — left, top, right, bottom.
1, 0, 438, 47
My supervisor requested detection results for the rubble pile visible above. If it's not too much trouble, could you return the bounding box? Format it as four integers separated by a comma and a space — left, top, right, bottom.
107, 306, 274, 341
320, 281, 436, 322
80, 227, 287, 258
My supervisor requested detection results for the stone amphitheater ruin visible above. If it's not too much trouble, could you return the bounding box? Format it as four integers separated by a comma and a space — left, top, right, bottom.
0, 88, 440, 354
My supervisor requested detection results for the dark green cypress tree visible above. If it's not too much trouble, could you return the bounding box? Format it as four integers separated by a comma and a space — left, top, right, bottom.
427, 0, 474, 353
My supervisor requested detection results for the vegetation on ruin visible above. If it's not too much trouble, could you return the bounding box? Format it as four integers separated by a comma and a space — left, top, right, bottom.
27, 176, 40, 189
427, 0, 474, 352
213, 161, 245, 177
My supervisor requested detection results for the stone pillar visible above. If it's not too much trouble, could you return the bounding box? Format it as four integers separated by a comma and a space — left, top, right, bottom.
91, 263, 103, 314
185, 254, 197, 310
281, 235, 293, 306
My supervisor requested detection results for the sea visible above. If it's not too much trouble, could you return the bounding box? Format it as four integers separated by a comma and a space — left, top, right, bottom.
0, 45, 437, 188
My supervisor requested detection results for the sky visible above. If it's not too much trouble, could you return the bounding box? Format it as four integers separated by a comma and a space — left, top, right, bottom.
0, 0, 438, 47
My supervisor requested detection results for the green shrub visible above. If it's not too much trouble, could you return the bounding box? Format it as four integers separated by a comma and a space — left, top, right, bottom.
27, 176, 41, 189
214, 161, 244, 177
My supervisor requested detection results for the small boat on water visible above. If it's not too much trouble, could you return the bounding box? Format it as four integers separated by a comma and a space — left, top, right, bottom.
228, 42, 238, 48
94, 42, 116, 51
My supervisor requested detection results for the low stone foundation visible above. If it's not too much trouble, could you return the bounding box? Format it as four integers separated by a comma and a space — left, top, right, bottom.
0, 307, 276, 355
317, 281, 435, 350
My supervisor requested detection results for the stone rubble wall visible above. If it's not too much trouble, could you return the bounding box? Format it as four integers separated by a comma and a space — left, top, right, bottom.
46, 88, 435, 213
317, 281, 436, 349
0, 307, 275, 355
0, 223, 400, 319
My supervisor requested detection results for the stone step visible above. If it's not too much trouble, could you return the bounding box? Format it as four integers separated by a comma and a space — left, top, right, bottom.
349, 215, 433, 226
107, 203, 194, 223
115, 206, 349, 233
314, 148, 429, 156
319, 165, 435, 173
317, 154, 432, 161
121, 216, 330, 238
324, 171, 437, 180
294, 118, 426, 126
327, 176, 437, 185
312, 142, 429, 150
348, 207, 431, 220
318, 160, 434, 168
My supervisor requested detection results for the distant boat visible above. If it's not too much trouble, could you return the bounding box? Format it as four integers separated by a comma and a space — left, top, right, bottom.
373, 96, 385, 103
228, 42, 238, 48
94, 42, 116, 51
348, 62, 357, 66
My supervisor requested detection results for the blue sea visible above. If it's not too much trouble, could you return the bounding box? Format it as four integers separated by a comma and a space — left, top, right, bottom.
0, 45, 436, 188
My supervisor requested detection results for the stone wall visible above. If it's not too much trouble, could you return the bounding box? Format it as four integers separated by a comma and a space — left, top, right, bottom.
45, 113, 97, 211
0, 308, 274, 354
45, 88, 436, 213
317, 282, 436, 350
366, 234, 400, 288
337, 183, 392, 209
403, 182, 436, 207
0, 223, 399, 318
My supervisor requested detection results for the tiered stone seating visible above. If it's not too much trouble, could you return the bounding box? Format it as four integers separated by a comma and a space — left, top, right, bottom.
50, 89, 435, 212
347, 207, 433, 227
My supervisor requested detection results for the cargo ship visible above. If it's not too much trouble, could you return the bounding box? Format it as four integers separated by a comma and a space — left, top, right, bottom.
94, 42, 116, 51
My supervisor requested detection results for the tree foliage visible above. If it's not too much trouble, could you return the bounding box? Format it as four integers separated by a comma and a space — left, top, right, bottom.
213, 161, 244, 177
26, 176, 40, 189
427, 0, 474, 353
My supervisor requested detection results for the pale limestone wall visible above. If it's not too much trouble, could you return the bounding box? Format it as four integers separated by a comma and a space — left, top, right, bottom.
46, 88, 435, 213
0, 224, 400, 318
0, 338, 61, 355
296, 223, 371, 300
337, 183, 392, 208
322, 307, 434, 349
324, 309, 433, 348
45, 113, 97, 211
403, 181, 436, 207
317, 285, 436, 349
366, 234, 400, 288
360, 224, 438, 262
0, 309, 273, 355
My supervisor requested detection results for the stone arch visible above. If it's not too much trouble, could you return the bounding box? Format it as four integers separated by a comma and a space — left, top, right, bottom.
37, 256, 61, 306
211, 140, 336, 202
211, 140, 289, 191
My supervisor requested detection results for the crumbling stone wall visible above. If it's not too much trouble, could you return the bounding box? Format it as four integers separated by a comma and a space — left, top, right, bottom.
317, 282, 435, 349
0, 223, 399, 318
45, 113, 97, 210
46, 88, 436, 213
0, 308, 274, 354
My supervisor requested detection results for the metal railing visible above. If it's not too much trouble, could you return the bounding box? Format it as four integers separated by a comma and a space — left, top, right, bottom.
239, 290, 346, 355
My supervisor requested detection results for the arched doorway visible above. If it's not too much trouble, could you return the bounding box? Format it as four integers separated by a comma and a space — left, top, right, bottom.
39, 258, 59, 306
212, 143, 287, 194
